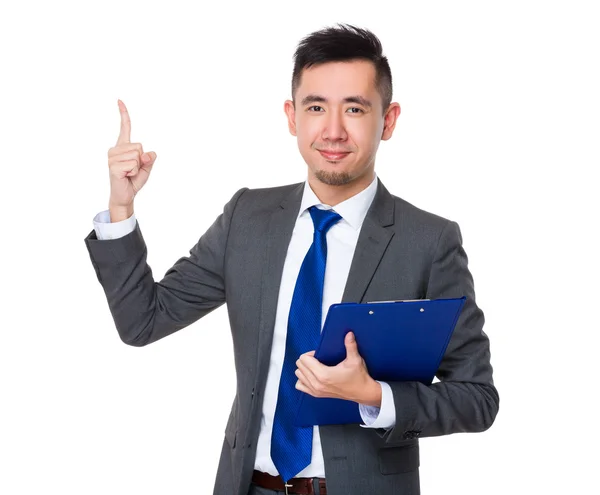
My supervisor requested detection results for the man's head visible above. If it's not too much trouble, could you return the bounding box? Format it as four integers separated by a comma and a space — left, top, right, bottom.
284, 24, 400, 190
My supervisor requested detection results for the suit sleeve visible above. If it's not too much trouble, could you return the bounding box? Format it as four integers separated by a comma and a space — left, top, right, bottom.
83, 187, 248, 346
382, 220, 499, 443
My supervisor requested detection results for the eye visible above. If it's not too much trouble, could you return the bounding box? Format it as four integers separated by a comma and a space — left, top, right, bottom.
307, 105, 324, 112
347, 107, 363, 114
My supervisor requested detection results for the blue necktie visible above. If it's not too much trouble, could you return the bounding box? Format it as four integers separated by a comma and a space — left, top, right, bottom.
271, 206, 342, 483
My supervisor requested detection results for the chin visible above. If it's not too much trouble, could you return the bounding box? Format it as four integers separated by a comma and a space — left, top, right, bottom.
314, 169, 353, 186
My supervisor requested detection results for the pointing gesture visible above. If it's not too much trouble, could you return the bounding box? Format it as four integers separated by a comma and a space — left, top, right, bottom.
107, 99, 157, 219
116, 99, 132, 146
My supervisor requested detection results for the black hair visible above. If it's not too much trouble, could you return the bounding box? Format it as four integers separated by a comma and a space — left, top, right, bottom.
291, 23, 393, 115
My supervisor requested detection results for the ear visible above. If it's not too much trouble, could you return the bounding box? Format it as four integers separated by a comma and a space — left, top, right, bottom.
284, 99, 297, 136
381, 102, 401, 141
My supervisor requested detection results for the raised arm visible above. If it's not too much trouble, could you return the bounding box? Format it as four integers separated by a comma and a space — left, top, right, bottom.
84, 99, 249, 346
84, 186, 248, 346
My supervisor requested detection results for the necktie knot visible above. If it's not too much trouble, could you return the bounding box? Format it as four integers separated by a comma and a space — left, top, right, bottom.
309, 206, 342, 234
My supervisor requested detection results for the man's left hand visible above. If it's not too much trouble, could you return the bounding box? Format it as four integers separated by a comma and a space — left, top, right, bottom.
295, 331, 382, 407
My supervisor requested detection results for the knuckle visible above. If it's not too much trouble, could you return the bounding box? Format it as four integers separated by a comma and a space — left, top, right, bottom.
108, 147, 125, 158
109, 147, 125, 158
110, 153, 134, 165
129, 142, 143, 154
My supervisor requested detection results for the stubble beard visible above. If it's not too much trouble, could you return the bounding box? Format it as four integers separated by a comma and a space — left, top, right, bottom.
314, 169, 353, 186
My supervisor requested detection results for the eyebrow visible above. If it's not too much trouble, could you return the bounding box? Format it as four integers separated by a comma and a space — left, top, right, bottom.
300, 94, 373, 108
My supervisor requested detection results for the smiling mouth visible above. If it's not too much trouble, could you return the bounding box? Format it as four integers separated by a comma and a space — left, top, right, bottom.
318, 150, 351, 160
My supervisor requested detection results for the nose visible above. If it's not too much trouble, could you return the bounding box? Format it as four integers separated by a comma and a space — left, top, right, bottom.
321, 109, 348, 142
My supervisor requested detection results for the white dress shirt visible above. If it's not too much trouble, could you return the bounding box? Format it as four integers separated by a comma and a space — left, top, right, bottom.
92, 173, 396, 479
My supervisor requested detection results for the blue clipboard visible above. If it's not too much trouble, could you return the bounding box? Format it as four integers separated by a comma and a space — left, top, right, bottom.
293, 296, 466, 426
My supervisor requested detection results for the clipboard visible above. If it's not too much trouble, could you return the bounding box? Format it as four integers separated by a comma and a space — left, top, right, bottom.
293, 296, 467, 426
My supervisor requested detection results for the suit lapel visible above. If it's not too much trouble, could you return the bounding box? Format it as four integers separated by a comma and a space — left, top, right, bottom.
341, 179, 396, 303
319, 178, 396, 467
254, 182, 305, 382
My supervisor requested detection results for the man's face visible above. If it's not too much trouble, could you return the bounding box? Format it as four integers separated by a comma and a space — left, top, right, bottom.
284, 59, 400, 187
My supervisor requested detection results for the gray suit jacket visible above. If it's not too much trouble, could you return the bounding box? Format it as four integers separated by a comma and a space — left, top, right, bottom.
84, 178, 498, 495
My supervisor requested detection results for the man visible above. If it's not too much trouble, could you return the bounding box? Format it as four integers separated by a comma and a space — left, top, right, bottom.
84, 23, 498, 495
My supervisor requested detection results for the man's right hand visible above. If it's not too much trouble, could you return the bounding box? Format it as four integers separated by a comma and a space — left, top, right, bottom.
107, 99, 157, 221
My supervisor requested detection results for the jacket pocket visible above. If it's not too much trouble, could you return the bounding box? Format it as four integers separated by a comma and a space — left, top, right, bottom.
378, 444, 420, 475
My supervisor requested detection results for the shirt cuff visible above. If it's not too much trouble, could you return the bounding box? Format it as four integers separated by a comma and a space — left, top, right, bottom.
358, 381, 396, 429
93, 209, 137, 240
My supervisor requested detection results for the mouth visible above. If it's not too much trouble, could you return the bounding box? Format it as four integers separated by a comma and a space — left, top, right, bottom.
318, 150, 351, 161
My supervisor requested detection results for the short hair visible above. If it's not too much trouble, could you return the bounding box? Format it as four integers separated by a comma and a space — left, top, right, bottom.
291, 23, 393, 115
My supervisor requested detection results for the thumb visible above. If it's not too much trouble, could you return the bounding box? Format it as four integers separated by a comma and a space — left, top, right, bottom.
344, 331, 359, 357
141, 151, 157, 164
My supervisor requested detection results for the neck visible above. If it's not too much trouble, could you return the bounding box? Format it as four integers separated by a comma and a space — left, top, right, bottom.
308, 169, 375, 207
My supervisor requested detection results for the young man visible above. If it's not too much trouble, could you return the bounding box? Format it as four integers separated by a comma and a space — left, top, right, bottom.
85, 23, 498, 495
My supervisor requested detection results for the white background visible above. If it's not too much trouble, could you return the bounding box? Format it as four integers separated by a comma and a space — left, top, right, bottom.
1, 1, 598, 493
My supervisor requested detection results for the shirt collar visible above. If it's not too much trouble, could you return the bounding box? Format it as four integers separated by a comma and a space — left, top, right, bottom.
298, 173, 379, 231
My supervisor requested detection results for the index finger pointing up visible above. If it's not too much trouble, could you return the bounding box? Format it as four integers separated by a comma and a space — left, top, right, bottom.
116, 99, 131, 145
